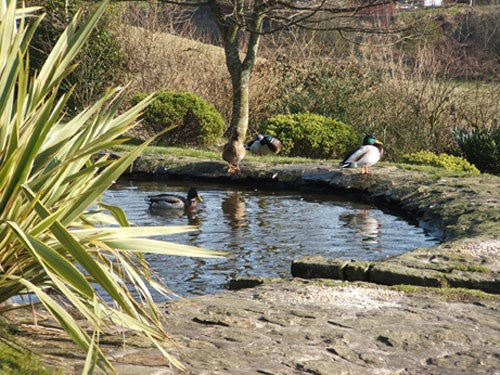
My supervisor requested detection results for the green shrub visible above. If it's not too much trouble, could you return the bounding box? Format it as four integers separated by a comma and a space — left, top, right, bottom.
133, 91, 225, 148
402, 151, 480, 174
453, 126, 500, 175
259, 112, 358, 158
265, 64, 380, 127
28, 0, 125, 112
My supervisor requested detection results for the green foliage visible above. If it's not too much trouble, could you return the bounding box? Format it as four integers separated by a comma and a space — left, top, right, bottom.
402, 151, 480, 174
266, 64, 380, 126
260, 113, 358, 158
28, 0, 125, 112
133, 91, 225, 148
453, 126, 500, 175
0, 336, 56, 375
0, 2, 220, 371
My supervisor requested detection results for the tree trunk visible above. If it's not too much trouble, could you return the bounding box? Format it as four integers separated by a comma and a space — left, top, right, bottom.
223, 36, 259, 144
207, 0, 262, 144
228, 64, 251, 143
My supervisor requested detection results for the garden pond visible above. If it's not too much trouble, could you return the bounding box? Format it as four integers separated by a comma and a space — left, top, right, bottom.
103, 179, 442, 298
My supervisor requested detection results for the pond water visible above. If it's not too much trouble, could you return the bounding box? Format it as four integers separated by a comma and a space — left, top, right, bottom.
103, 179, 441, 297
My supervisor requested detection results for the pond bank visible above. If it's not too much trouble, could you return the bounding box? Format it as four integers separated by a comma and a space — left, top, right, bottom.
9, 153, 499, 374
125, 153, 500, 294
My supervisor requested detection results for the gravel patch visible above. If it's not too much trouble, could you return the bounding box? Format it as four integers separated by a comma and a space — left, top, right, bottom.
286, 284, 403, 310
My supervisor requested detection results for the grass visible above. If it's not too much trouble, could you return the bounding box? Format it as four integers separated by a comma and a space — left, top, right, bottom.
302, 280, 497, 303
452, 264, 490, 273
390, 284, 496, 302
0, 318, 61, 375
452, 79, 499, 91
393, 162, 482, 177
112, 143, 335, 165
0, 334, 57, 375
112, 142, 484, 177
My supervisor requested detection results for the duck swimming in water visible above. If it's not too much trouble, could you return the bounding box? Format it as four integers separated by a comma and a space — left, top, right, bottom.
246, 134, 282, 156
340, 134, 384, 175
146, 188, 203, 210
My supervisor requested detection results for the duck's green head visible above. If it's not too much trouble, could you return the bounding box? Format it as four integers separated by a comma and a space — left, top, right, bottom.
187, 188, 203, 202
261, 134, 274, 145
363, 134, 377, 145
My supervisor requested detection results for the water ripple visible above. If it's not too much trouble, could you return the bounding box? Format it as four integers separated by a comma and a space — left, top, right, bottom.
103, 180, 441, 297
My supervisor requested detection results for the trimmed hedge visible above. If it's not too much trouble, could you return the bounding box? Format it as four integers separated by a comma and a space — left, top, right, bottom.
259, 112, 358, 159
133, 91, 224, 148
402, 151, 480, 174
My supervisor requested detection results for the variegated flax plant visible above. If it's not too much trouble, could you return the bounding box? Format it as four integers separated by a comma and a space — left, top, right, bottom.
0, 1, 222, 373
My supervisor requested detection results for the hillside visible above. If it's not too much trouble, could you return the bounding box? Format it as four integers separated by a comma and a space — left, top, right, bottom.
401, 6, 500, 80
116, 5, 499, 159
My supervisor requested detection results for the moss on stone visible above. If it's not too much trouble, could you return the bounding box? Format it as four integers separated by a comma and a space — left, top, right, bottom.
452, 264, 490, 273
0, 326, 59, 375
390, 284, 497, 302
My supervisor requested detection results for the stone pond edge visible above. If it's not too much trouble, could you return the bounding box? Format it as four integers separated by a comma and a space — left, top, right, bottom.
122, 153, 499, 294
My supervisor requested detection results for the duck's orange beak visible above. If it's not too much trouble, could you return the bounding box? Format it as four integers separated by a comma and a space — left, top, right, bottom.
374, 140, 383, 145
197, 194, 203, 202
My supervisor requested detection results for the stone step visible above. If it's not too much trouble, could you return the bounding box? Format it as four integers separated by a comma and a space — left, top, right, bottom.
291, 255, 500, 294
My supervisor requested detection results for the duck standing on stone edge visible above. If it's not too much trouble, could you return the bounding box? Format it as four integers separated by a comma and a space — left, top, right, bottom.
340, 134, 384, 175
146, 188, 203, 210
222, 134, 246, 175
245, 134, 282, 156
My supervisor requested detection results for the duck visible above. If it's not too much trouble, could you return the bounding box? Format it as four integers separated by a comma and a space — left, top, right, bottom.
222, 135, 246, 175
340, 134, 384, 175
146, 188, 203, 210
245, 134, 282, 156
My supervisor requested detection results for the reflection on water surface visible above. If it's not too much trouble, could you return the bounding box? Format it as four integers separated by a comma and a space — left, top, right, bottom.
103, 179, 440, 297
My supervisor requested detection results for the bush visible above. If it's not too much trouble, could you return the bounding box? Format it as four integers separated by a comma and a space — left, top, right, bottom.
259, 112, 358, 159
28, 0, 126, 112
133, 91, 225, 148
264, 63, 380, 127
453, 125, 500, 175
402, 151, 480, 174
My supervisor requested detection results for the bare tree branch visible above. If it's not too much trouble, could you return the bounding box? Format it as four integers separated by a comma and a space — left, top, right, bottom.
95, 0, 405, 156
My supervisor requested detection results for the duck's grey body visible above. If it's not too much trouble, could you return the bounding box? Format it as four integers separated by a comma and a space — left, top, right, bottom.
146, 188, 202, 210
147, 194, 189, 209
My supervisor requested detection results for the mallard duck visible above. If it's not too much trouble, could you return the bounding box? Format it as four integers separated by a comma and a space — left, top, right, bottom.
340, 134, 383, 175
246, 134, 282, 156
146, 188, 203, 210
222, 135, 246, 175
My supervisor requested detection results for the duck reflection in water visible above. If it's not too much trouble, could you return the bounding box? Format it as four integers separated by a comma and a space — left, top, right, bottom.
148, 206, 202, 223
340, 209, 381, 246
221, 191, 247, 230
